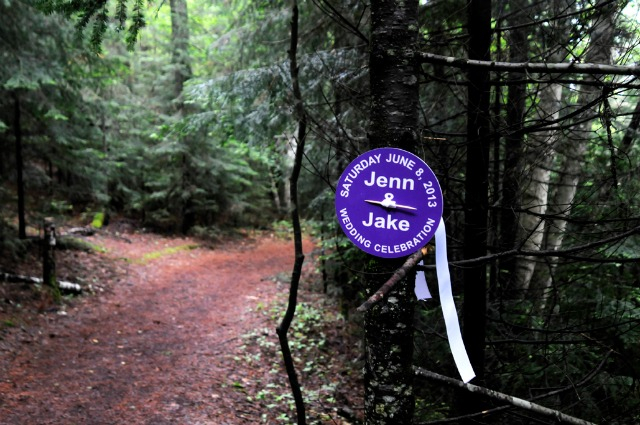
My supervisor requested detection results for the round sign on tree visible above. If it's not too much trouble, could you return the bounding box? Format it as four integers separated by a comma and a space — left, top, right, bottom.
335, 147, 443, 258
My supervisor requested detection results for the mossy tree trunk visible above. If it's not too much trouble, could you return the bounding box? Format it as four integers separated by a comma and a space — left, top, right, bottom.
43, 217, 61, 303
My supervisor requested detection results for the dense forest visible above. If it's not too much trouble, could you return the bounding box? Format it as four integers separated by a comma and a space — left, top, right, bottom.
1, 0, 640, 424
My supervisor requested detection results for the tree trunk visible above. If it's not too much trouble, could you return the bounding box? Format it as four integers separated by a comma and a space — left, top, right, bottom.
531, 0, 618, 308
462, 0, 491, 387
499, 0, 528, 295
169, 0, 191, 106
13, 91, 26, 240
365, 1, 419, 423
169, 0, 194, 234
620, 96, 640, 153
513, 0, 568, 297
43, 217, 61, 303
513, 80, 561, 294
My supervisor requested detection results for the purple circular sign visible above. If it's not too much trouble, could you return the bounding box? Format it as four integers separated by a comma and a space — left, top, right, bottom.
335, 147, 443, 258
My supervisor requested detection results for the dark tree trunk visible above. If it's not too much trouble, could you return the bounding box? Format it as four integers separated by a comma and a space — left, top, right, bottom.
461, 0, 491, 403
365, 1, 419, 424
169, 0, 194, 234
620, 96, 640, 152
0, 132, 5, 178
13, 91, 26, 240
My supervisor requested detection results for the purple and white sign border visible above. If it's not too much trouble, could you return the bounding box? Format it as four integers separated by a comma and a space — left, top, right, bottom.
335, 147, 443, 258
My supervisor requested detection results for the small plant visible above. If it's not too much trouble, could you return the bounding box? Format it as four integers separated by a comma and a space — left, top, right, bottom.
233, 296, 358, 423
129, 244, 199, 264
49, 200, 73, 215
271, 220, 293, 238
91, 212, 105, 228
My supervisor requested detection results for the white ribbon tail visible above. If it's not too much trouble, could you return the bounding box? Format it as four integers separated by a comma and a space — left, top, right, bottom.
435, 217, 476, 383
414, 260, 432, 300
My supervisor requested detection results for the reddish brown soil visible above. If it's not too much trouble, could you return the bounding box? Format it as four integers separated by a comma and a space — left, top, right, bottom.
0, 230, 362, 424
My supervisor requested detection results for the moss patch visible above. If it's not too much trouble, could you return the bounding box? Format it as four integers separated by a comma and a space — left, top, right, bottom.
130, 244, 200, 264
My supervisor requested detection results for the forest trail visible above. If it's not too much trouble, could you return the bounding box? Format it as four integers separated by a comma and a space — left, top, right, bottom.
0, 231, 321, 424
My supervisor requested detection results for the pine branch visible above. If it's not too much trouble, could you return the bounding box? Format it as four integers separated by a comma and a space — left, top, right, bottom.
115, 0, 127, 30
126, 0, 146, 50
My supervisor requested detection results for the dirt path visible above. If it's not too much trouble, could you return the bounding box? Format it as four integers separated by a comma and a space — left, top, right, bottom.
0, 231, 357, 424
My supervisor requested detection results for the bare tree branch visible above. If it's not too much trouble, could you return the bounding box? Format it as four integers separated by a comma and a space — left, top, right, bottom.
414, 368, 597, 425
309, 0, 369, 43
449, 224, 640, 267
275, 1, 307, 423
356, 247, 429, 312
357, 225, 639, 312
415, 350, 611, 424
420, 52, 640, 76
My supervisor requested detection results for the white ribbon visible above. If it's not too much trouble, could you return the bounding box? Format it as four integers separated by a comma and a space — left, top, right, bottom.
414, 260, 432, 300
417, 217, 476, 383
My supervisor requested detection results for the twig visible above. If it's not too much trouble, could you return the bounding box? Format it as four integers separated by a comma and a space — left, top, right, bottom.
420, 51, 640, 76
414, 368, 597, 425
415, 351, 612, 424
358, 225, 639, 312
450, 224, 640, 267
275, 1, 307, 424
356, 247, 429, 312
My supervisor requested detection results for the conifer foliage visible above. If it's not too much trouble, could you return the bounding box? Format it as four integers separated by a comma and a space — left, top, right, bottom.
2, 0, 640, 423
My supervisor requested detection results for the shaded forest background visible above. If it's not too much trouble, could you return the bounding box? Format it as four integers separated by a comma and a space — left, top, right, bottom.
1, 0, 640, 423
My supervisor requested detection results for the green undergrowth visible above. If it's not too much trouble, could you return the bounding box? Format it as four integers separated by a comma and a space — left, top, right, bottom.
231, 292, 362, 424
57, 236, 107, 253
128, 244, 200, 264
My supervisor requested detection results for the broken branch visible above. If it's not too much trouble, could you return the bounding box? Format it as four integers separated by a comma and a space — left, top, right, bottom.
356, 246, 429, 312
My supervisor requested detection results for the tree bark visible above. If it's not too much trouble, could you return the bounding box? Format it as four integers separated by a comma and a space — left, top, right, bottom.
13, 91, 26, 240
364, 1, 419, 423
531, 0, 618, 308
499, 0, 529, 294
620, 97, 640, 152
169, 0, 195, 234
462, 0, 491, 389
513, 0, 570, 294
169, 0, 191, 105
513, 80, 561, 294
43, 217, 61, 303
